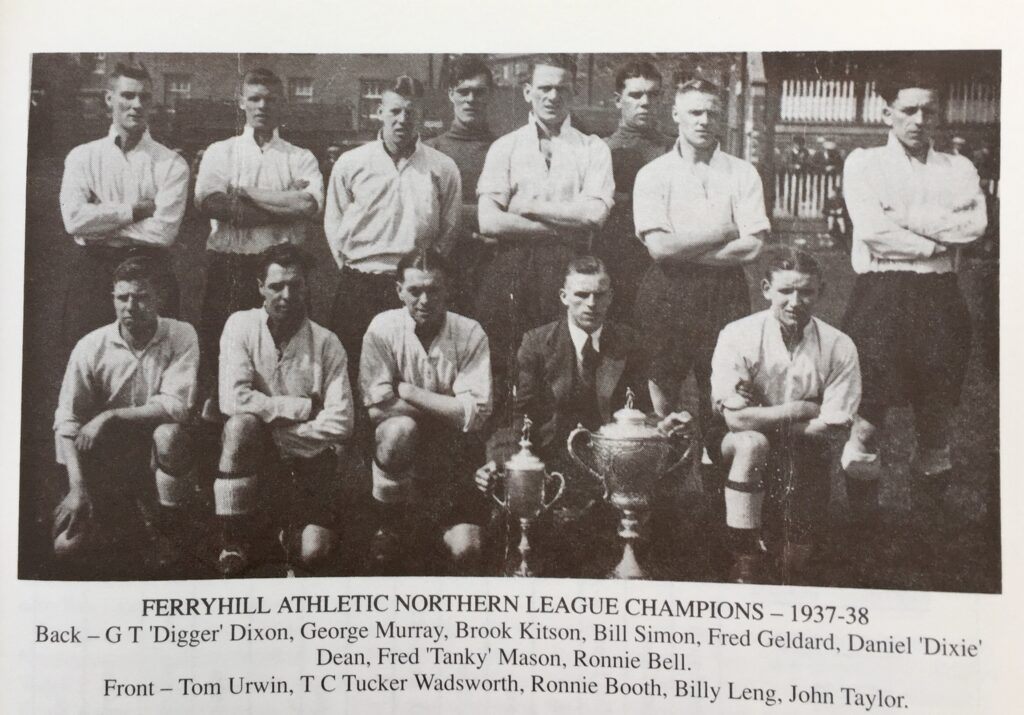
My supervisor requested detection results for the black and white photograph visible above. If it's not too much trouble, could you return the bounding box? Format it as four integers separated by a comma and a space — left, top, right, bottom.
15, 49, 1000, 594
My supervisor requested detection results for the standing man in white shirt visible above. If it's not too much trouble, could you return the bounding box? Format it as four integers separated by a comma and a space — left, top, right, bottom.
325, 76, 462, 383
195, 67, 324, 408
59, 62, 189, 354
52, 257, 198, 576
838, 70, 987, 542
711, 250, 860, 583
360, 249, 492, 573
633, 78, 770, 481
476, 54, 615, 425
216, 244, 354, 577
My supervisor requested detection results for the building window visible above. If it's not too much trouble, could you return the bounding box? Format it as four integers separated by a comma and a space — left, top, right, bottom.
164, 74, 191, 108
91, 53, 107, 75
359, 79, 387, 130
290, 78, 314, 104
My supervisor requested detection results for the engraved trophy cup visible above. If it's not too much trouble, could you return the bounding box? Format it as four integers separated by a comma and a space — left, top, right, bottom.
567, 388, 695, 579
492, 417, 566, 577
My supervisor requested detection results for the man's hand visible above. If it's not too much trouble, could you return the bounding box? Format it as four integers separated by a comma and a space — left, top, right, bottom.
474, 461, 502, 495
52, 488, 92, 542
132, 199, 156, 222
507, 192, 537, 217
657, 411, 694, 437
74, 412, 115, 452
290, 179, 310, 191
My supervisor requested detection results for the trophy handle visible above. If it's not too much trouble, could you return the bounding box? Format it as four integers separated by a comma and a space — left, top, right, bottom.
490, 470, 507, 509
662, 436, 697, 479
543, 471, 566, 510
567, 425, 608, 499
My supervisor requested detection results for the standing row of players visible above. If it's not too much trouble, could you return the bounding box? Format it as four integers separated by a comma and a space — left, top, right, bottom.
52, 55, 987, 581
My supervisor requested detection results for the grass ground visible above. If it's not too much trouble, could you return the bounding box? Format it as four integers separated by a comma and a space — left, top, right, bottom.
18, 154, 1000, 591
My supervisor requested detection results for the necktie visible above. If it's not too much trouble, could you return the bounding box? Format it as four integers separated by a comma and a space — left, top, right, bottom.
581, 335, 599, 387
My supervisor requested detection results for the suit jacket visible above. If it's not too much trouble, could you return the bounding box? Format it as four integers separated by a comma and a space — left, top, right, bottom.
514, 319, 650, 458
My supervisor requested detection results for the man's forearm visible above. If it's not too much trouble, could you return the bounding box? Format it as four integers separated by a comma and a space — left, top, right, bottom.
240, 188, 319, 217
398, 383, 465, 430
724, 401, 819, 433
368, 398, 423, 425
199, 193, 279, 227
478, 199, 557, 239
694, 234, 765, 266
59, 436, 87, 493
644, 224, 736, 263
518, 198, 607, 231
108, 402, 174, 427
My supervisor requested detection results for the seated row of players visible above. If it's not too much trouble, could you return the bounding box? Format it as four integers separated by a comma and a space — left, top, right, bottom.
53, 242, 856, 583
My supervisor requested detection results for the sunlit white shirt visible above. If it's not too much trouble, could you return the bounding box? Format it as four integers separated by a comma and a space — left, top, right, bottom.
59, 127, 189, 248
843, 132, 987, 274
711, 310, 860, 428
195, 126, 324, 255
360, 309, 492, 433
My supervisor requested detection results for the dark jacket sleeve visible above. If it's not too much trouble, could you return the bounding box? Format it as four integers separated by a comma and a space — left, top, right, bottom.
514, 328, 557, 452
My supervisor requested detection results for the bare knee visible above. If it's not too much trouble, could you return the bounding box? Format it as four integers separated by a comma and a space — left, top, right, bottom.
153, 423, 192, 473
849, 417, 879, 453
722, 431, 770, 482
732, 430, 770, 458
220, 414, 262, 471
298, 525, 335, 569
375, 416, 418, 471
443, 524, 484, 565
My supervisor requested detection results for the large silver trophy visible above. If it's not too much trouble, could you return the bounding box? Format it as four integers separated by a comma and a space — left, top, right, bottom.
568, 388, 695, 579
492, 417, 566, 577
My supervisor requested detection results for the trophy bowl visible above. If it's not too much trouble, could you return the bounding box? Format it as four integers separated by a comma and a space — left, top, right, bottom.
567, 388, 694, 579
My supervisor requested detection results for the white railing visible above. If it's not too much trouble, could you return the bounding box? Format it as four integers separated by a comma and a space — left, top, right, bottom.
947, 81, 999, 125
783, 79, 1001, 126
773, 171, 842, 219
780, 79, 857, 122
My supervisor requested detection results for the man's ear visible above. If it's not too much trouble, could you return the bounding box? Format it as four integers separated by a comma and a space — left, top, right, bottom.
559, 287, 569, 307
522, 83, 532, 105
613, 91, 623, 110
105, 88, 114, 112
881, 104, 894, 128
760, 277, 771, 300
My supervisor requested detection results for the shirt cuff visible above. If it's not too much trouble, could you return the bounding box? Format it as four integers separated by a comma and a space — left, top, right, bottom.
148, 395, 189, 423
363, 384, 396, 409
117, 202, 134, 225
818, 409, 854, 427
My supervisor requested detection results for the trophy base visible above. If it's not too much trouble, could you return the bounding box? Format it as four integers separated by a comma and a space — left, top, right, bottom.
608, 541, 647, 580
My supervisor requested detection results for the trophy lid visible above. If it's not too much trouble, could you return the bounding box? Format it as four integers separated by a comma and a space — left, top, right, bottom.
506, 416, 546, 471
599, 387, 659, 439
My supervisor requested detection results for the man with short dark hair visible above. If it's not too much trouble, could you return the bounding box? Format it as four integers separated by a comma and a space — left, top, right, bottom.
426, 55, 497, 312
52, 257, 198, 573
325, 75, 462, 380
599, 59, 673, 322
195, 67, 324, 407
59, 62, 188, 353
838, 70, 986, 542
359, 249, 492, 572
633, 78, 770, 467
476, 54, 615, 425
710, 250, 860, 582
215, 244, 353, 577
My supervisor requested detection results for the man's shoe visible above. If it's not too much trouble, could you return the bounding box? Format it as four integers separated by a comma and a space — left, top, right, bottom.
218, 544, 249, 578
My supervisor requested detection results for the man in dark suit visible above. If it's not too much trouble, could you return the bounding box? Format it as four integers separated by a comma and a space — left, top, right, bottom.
477, 256, 689, 576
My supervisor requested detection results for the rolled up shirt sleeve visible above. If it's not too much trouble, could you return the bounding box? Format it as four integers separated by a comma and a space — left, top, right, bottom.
734, 163, 772, 237
819, 335, 861, 427
281, 334, 354, 446
451, 324, 492, 433
121, 154, 189, 248
147, 323, 199, 422
59, 147, 133, 236
359, 328, 399, 408
295, 148, 326, 213
633, 163, 671, 240
843, 149, 939, 260
581, 138, 615, 219
219, 314, 312, 422
476, 137, 513, 209
925, 156, 988, 245
53, 341, 97, 442
710, 326, 752, 415
437, 161, 463, 254
194, 143, 228, 207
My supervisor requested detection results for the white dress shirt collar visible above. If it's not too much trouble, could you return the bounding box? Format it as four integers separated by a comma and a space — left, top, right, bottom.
529, 112, 573, 138
106, 124, 152, 151
567, 319, 602, 361
242, 124, 282, 148
886, 131, 936, 165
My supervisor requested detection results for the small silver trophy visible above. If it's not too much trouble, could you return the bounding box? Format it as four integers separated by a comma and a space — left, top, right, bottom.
492, 417, 566, 577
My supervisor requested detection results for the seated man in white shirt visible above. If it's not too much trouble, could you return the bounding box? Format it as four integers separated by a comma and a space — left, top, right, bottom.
360, 249, 492, 574
710, 249, 860, 584
52, 257, 198, 576
216, 244, 354, 577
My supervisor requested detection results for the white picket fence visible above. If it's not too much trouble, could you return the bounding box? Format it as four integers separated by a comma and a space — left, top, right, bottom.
781, 79, 1000, 125
773, 171, 842, 219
